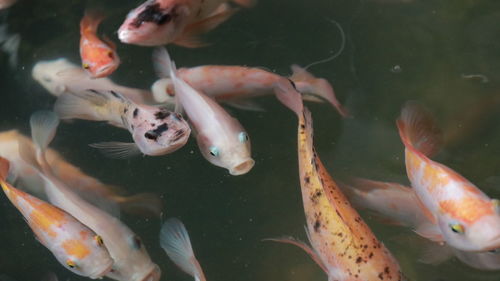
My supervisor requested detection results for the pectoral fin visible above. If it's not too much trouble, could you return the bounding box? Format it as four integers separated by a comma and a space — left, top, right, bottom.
89, 142, 142, 159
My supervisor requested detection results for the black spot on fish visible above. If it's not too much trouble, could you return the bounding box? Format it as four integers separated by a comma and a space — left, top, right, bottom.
313, 220, 321, 232
133, 108, 139, 118
304, 176, 310, 183
132, 3, 173, 27
144, 123, 169, 141
356, 257, 362, 264
287, 78, 297, 90
153, 123, 169, 135
154, 109, 170, 120
378, 272, 384, 280
172, 129, 185, 142
123, 107, 128, 114
110, 91, 120, 98
145, 131, 158, 140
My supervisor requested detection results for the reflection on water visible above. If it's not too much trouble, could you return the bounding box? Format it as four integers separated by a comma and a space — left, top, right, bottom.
1, 0, 500, 281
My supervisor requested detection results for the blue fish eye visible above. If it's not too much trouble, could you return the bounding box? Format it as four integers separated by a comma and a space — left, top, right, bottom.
209, 146, 219, 157
238, 132, 249, 143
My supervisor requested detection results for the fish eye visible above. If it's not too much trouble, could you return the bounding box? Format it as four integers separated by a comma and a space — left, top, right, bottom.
238, 132, 249, 143
209, 146, 219, 157
449, 223, 465, 234
42, 76, 52, 83
82, 63, 90, 69
493, 199, 500, 213
132, 235, 142, 249
94, 235, 104, 247
66, 259, 77, 269
155, 13, 172, 25
107, 51, 114, 58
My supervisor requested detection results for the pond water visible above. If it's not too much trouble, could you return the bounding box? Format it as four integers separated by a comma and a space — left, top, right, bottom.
1, 0, 500, 281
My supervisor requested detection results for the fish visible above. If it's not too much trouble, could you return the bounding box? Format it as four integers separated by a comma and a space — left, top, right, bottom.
153, 48, 254, 175
0, 157, 114, 279
32, 58, 155, 104
397, 101, 500, 252
54, 89, 191, 158
118, 0, 253, 47
159, 218, 206, 281
19, 111, 162, 281
0, 24, 20, 68
269, 89, 405, 280
79, 11, 120, 78
0, 0, 16, 9
150, 64, 348, 117
0, 129, 163, 218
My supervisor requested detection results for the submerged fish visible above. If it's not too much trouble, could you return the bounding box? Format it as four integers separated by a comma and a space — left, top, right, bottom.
0, 158, 113, 279
151, 64, 348, 117
54, 90, 190, 158
0, 24, 20, 68
153, 48, 254, 175
159, 218, 206, 281
32, 58, 154, 104
0, 0, 16, 10
118, 0, 252, 47
80, 11, 120, 78
397, 101, 500, 251
19, 111, 161, 281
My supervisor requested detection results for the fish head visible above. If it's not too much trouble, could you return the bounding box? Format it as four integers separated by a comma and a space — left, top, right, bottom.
197, 129, 254, 175
32, 58, 75, 96
118, 0, 191, 46
81, 45, 120, 78
131, 108, 190, 156
151, 78, 176, 104
438, 199, 500, 251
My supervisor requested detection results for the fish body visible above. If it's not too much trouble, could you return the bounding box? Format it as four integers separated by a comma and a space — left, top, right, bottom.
32, 58, 154, 104
0, 158, 113, 279
79, 12, 120, 78
54, 90, 191, 157
151, 64, 348, 117
397, 102, 500, 251
0, 0, 16, 9
153, 48, 253, 175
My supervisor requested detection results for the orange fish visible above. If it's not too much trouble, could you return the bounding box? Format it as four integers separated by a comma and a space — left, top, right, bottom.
79, 11, 120, 78
397, 101, 500, 251
0, 157, 113, 279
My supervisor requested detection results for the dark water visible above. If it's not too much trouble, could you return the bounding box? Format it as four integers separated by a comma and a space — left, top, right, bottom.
1, 0, 500, 280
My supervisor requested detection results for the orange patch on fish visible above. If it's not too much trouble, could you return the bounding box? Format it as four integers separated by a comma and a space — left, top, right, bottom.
439, 198, 493, 223
62, 239, 91, 259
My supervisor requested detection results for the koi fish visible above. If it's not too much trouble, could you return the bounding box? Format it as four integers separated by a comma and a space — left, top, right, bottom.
159, 218, 206, 281
19, 111, 161, 281
118, 0, 253, 47
150, 64, 348, 117
269, 89, 405, 280
54, 90, 191, 158
397, 101, 500, 251
153, 48, 254, 175
32, 58, 155, 104
80, 11, 120, 78
0, 157, 113, 279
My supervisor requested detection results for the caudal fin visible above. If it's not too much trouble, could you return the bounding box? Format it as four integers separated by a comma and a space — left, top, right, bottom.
160, 218, 206, 281
54, 90, 117, 121
396, 101, 443, 157
30, 111, 60, 156
80, 10, 104, 34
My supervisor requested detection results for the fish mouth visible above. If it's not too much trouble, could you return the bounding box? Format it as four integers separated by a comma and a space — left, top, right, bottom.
89, 259, 114, 279
229, 159, 255, 175
118, 29, 135, 43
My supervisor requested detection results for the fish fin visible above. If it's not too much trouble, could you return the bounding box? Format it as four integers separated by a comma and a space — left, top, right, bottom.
414, 222, 443, 242
116, 193, 163, 218
223, 99, 265, 111
263, 236, 328, 274
0, 157, 10, 180
30, 111, 60, 157
152, 48, 184, 113
414, 194, 437, 224
397, 101, 443, 157
231, 0, 255, 8
89, 142, 141, 159
160, 218, 206, 281
349, 178, 411, 192
301, 94, 324, 103
41, 272, 59, 281
418, 241, 454, 265
290, 65, 349, 118
274, 78, 304, 116
1, 33, 20, 68
81, 189, 121, 218
54, 90, 111, 121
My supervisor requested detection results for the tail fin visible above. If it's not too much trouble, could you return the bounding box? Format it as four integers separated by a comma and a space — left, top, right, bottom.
290, 65, 349, 118
54, 90, 118, 122
160, 218, 206, 281
0, 157, 10, 180
152, 47, 183, 113
274, 78, 304, 116
396, 101, 443, 157
30, 111, 60, 156
80, 10, 104, 35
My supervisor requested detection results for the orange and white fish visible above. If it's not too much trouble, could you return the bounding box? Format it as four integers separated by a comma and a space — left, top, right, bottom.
151, 64, 348, 117
270, 91, 405, 280
397, 101, 500, 252
0, 157, 113, 279
118, 0, 253, 47
80, 12, 120, 78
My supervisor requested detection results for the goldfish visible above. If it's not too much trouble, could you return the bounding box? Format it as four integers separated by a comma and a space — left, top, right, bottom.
32, 58, 154, 104
80, 11, 120, 78
397, 101, 500, 251
153, 48, 254, 175
19, 111, 161, 281
159, 218, 206, 281
0, 157, 113, 279
54, 90, 191, 158
151, 64, 348, 117
118, 0, 252, 47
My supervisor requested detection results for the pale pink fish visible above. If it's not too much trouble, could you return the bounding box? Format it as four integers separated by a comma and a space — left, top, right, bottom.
19, 111, 161, 281
54, 89, 190, 158
32, 58, 155, 104
397, 101, 500, 251
118, 0, 253, 47
153, 48, 254, 175
0, 158, 113, 279
151, 64, 348, 117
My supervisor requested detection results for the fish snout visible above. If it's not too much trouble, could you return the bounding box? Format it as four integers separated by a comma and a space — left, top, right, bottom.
89, 258, 114, 279
229, 159, 255, 175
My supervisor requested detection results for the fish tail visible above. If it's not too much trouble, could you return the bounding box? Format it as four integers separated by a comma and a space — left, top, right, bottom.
160, 218, 206, 281
80, 10, 104, 35
30, 111, 60, 159
152, 47, 183, 113
290, 65, 349, 118
274, 78, 304, 116
397, 101, 443, 157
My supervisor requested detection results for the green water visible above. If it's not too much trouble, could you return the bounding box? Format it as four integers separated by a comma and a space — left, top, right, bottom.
2, 0, 500, 280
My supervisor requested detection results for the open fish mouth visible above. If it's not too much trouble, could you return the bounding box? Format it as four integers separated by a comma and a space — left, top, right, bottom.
229, 159, 255, 175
